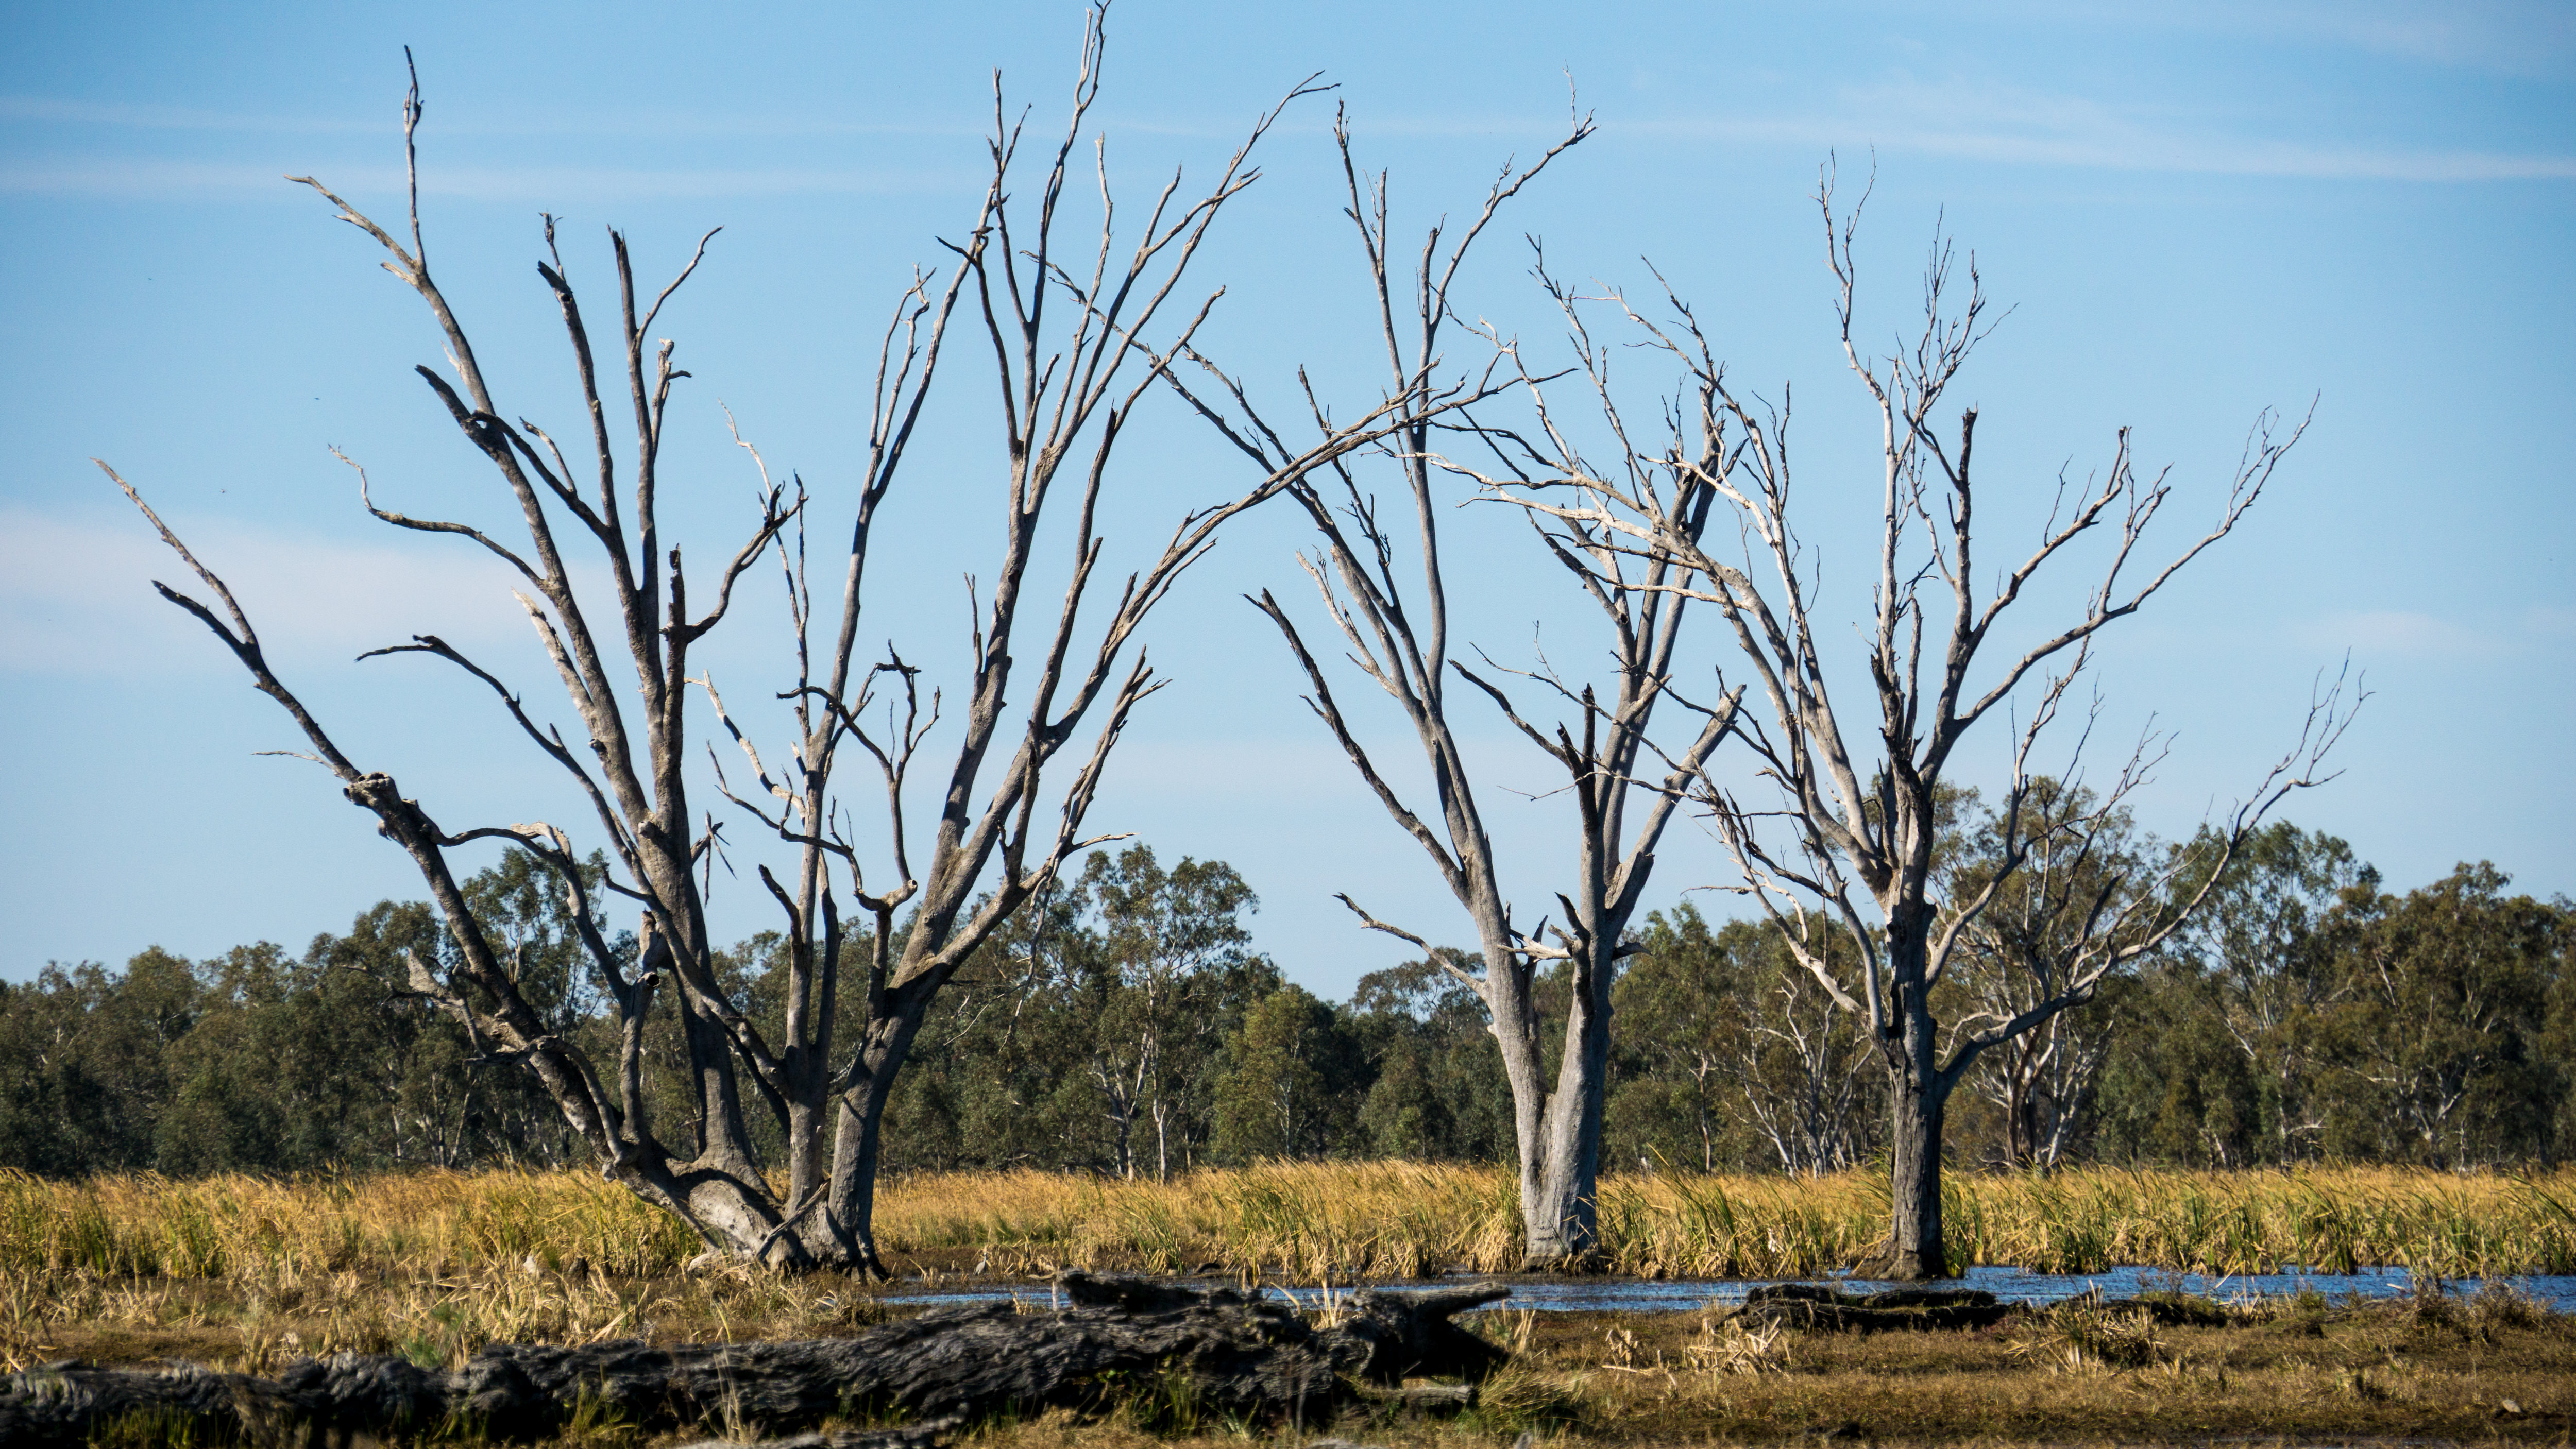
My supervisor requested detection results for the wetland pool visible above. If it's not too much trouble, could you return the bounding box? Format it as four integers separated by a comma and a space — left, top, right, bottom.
879, 1266, 2576, 1313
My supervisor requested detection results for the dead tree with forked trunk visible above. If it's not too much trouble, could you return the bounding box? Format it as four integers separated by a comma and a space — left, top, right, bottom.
1449, 173, 2357, 1278
103, 14, 1460, 1274
1178, 107, 1742, 1267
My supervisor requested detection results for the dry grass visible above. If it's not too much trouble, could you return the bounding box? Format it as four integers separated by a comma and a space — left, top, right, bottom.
882, 1161, 2576, 1281
909, 1162, 2576, 1280
6, 1160, 2574, 1408
0, 1167, 704, 1282
0, 1252, 906, 1376
1, 1199, 2569, 1445
6, 1162, 2574, 1294
1449, 1293, 2576, 1445
878, 1294, 2576, 1448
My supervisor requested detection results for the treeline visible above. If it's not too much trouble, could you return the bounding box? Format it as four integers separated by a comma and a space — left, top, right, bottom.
4, 825, 2570, 1180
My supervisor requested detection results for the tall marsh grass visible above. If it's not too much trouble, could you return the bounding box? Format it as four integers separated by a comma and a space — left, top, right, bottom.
883, 1162, 2576, 1280
0, 1168, 701, 1281
4, 1163, 2571, 1288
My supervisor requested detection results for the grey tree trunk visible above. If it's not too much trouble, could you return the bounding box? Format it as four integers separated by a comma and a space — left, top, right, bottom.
1880, 1065, 1952, 1281
1527, 950, 1613, 1263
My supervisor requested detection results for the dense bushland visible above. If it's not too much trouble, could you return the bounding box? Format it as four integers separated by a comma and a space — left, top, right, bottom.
4, 824, 2569, 1180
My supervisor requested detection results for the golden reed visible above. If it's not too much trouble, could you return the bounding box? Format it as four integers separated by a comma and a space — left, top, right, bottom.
4, 1162, 2570, 1284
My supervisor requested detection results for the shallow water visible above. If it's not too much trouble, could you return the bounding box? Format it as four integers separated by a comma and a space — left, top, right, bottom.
882, 1266, 2576, 1314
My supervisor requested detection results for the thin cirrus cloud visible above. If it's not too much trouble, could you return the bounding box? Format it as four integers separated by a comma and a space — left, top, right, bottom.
0, 95, 377, 133
0, 91, 987, 200
0, 157, 979, 201
0, 506, 531, 678
2130, 0, 2576, 79
1882, 1, 2576, 80
1621, 80, 2576, 182
9, 67, 2569, 200
0, 94, 973, 141
2289, 609, 2518, 661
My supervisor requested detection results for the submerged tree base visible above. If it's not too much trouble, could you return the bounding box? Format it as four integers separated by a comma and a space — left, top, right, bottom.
1850, 1240, 1957, 1283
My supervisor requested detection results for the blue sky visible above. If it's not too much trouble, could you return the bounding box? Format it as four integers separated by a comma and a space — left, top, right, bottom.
3, 0, 2570, 994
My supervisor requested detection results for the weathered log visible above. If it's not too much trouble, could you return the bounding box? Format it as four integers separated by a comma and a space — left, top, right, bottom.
1354, 1381, 1479, 1410
1727, 1282, 2018, 1333
2100, 1293, 2233, 1327
0, 1274, 1511, 1445
667, 1421, 960, 1449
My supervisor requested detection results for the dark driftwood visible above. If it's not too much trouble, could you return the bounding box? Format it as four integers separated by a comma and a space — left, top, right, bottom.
1728, 1282, 2019, 1333
0, 1273, 1510, 1445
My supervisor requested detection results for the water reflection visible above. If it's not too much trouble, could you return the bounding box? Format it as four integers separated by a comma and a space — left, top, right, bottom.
883, 1265, 2576, 1314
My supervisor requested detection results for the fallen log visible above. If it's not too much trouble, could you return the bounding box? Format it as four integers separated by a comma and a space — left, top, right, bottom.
1354, 1381, 1478, 1410
0, 1273, 1511, 1446
1727, 1282, 2019, 1333
665, 1419, 959, 1449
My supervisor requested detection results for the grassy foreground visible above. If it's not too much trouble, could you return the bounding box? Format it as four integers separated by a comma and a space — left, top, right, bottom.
4, 1165, 2573, 1444
14, 1268, 2576, 1446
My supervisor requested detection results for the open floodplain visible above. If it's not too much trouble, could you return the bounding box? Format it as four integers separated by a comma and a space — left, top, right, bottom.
4, 1163, 2573, 1445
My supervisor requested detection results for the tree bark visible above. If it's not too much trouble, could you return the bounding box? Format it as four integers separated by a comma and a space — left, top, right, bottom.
824, 995, 931, 1275
1732, 1283, 2009, 1333
1876, 1069, 1952, 1281
0, 1275, 1512, 1447
1524, 931, 1614, 1266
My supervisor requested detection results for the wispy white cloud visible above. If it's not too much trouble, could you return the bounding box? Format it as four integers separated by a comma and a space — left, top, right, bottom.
0, 93, 973, 142
2155, 0, 2573, 79
1619, 78, 2576, 182
2291, 609, 2506, 660
0, 157, 980, 201
0, 159, 305, 196
0, 507, 530, 676
1874, 0, 2576, 80
1312, 72, 2574, 182
0, 96, 376, 133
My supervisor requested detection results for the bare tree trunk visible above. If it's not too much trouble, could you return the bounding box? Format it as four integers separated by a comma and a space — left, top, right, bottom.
1885, 1077, 1948, 1281
824, 984, 948, 1271
1531, 954, 1612, 1260
1486, 983, 1561, 1260
1865, 914, 1955, 1281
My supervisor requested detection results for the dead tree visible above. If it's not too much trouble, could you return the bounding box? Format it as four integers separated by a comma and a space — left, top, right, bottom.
1452, 172, 2356, 1278
1182, 106, 1741, 1266
103, 13, 1451, 1273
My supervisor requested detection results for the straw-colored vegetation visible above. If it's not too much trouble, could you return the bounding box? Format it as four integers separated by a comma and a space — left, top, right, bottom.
8, 1162, 2576, 1291
1420, 1285, 2575, 1445
872, 1160, 2576, 1281
5, 1165, 2573, 1444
